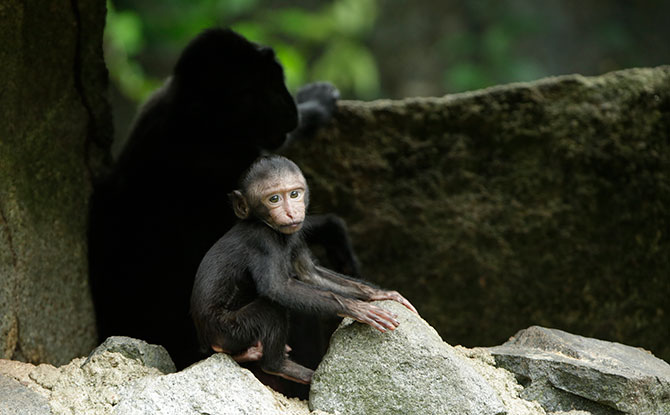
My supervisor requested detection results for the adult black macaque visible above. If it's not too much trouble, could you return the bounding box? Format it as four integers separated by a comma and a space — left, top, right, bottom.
191, 156, 417, 384
89, 28, 358, 370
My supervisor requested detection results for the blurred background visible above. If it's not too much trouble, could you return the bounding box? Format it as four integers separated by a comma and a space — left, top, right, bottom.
105, 0, 670, 151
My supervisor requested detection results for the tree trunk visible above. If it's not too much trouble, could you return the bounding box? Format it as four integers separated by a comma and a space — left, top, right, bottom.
0, 0, 110, 364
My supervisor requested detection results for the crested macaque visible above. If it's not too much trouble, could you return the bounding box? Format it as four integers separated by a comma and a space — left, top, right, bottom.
190, 155, 417, 384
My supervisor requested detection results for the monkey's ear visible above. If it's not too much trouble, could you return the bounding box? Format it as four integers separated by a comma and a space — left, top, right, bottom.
230, 190, 250, 219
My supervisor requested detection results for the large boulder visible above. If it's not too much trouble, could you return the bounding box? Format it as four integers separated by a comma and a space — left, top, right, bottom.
284, 66, 670, 363
0, 0, 111, 364
488, 326, 670, 415
309, 300, 506, 415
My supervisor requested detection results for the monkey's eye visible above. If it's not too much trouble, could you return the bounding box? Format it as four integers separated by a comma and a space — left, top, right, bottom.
269, 195, 281, 204
290, 190, 301, 199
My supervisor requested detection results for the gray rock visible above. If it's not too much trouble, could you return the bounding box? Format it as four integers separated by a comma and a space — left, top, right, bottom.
2, 339, 317, 415
520, 378, 621, 415
86, 336, 176, 374
114, 353, 288, 415
45, 352, 164, 415
455, 347, 547, 415
0, 374, 52, 415
309, 300, 506, 415
488, 326, 670, 415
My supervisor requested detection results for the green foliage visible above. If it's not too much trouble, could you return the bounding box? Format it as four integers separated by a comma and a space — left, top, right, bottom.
441, 6, 544, 92
105, 0, 381, 101
104, 2, 652, 101
105, 2, 161, 102
233, 0, 380, 97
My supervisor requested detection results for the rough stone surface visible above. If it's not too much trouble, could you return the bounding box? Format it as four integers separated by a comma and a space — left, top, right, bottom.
309, 300, 505, 415
0, 374, 52, 415
85, 336, 177, 374
113, 353, 313, 415
520, 378, 622, 415
3, 330, 665, 415
456, 347, 546, 415
0, 351, 164, 415
42, 352, 163, 415
488, 326, 670, 415
0, 340, 323, 415
0, 0, 110, 365
284, 66, 670, 363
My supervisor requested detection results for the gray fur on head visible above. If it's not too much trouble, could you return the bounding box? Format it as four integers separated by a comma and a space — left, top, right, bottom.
240, 155, 304, 194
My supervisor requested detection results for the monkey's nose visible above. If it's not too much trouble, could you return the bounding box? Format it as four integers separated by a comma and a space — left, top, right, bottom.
284, 202, 295, 219
285, 208, 294, 219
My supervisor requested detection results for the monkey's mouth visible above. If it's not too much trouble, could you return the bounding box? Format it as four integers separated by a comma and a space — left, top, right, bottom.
279, 221, 303, 233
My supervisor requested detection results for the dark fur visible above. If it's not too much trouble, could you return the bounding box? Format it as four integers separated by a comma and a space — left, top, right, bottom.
192, 222, 332, 372
88, 28, 356, 371
190, 157, 386, 382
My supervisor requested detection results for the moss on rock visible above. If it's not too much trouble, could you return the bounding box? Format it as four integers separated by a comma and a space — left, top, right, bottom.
0, 0, 110, 364
285, 66, 670, 362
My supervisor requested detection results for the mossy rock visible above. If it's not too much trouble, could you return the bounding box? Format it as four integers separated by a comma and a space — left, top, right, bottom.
285, 66, 670, 362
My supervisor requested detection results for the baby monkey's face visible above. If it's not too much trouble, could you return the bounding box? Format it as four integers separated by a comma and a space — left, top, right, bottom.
259, 173, 307, 234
